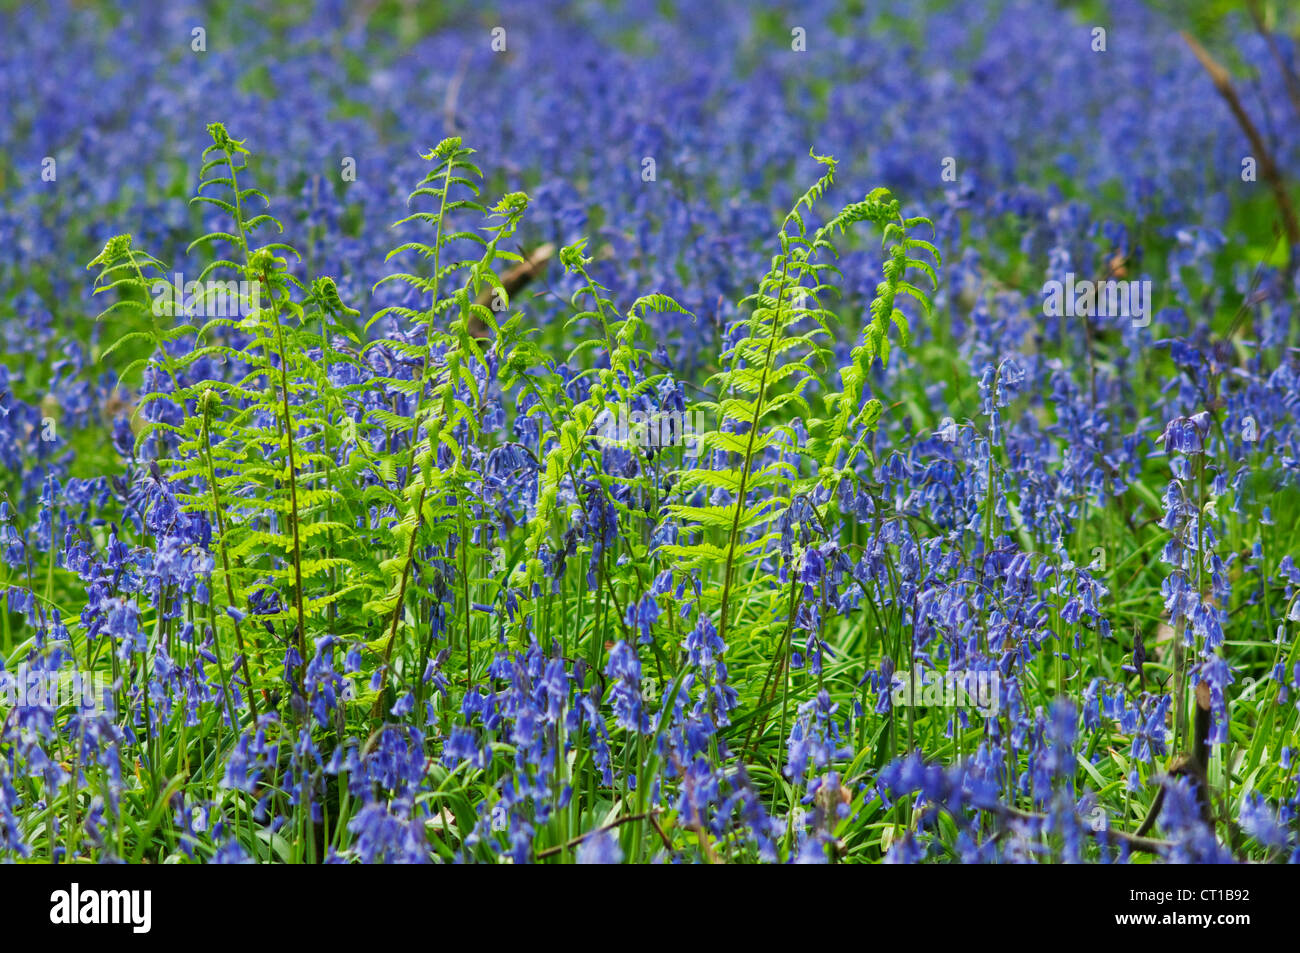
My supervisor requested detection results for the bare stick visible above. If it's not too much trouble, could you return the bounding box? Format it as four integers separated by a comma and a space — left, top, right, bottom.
1246, 0, 1300, 119
1182, 31, 1300, 274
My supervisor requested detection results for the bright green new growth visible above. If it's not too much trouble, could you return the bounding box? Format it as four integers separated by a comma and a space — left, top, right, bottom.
107, 129, 535, 722
659, 150, 940, 646
106, 128, 934, 739
73, 122, 948, 863
366, 138, 530, 708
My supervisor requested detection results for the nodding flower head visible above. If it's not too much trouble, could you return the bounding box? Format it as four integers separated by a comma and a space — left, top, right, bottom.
1160, 413, 1209, 455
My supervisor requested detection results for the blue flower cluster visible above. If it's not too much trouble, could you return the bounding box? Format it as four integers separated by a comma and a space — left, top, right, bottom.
1, 0, 1298, 864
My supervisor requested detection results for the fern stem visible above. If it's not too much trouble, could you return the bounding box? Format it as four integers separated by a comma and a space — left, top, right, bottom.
718, 257, 792, 646
206, 599, 245, 732
221, 144, 283, 401
268, 301, 310, 688
372, 154, 457, 713
200, 400, 261, 722
373, 484, 428, 720
459, 511, 472, 688
740, 561, 800, 765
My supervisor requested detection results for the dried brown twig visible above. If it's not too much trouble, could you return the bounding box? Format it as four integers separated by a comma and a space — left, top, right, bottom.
1181, 30, 1300, 279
